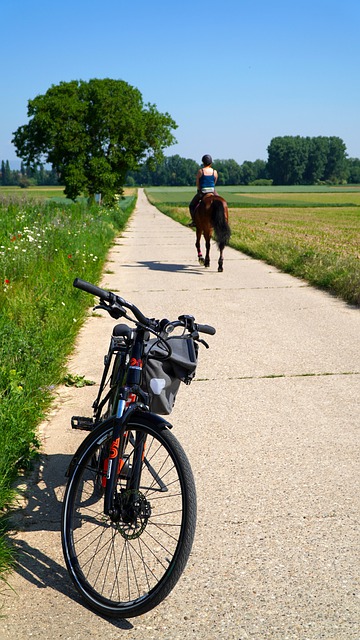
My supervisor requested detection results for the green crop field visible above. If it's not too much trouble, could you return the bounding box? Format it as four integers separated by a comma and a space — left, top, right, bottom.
146, 184, 360, 207
146, 186, 360, 305
0, 186, 67, 200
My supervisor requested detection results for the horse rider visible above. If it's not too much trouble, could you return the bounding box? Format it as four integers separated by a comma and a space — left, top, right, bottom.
188, 154, 219, 226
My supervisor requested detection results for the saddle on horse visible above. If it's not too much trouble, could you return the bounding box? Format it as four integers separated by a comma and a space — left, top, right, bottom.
189, 192, 216, 226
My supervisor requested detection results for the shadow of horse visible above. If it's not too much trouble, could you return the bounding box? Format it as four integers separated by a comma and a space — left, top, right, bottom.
125, 261, 203, 274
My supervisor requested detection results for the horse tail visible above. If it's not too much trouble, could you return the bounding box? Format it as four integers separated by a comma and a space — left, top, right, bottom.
211, 199, 231, 250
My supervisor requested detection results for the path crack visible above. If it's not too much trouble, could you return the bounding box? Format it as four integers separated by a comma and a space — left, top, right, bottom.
195, 371, 360, 382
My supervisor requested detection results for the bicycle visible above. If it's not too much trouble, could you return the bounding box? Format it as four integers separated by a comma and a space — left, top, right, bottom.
61, 277, 216, 618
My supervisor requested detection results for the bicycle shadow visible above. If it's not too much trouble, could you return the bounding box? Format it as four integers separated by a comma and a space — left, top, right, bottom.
7, 452, 133, 630
10, 453, 70, 533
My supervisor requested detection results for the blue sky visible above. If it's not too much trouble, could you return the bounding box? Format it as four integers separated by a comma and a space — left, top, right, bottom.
1, 0, 360, 166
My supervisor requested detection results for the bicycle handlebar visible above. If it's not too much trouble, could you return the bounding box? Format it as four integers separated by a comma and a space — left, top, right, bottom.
74, 278, 113, 302
73, 278, 150, 326
73, 278, 216, 336
196, 324, 216, 336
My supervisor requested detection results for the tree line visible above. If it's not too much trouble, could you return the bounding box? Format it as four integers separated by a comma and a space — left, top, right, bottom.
3, 143, 360, 190
126, 156, 269, 187
0, 159, 59, 187
127, 139, 360, 187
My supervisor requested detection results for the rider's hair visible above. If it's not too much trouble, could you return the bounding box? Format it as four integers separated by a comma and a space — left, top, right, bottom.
202, 154, 212, 166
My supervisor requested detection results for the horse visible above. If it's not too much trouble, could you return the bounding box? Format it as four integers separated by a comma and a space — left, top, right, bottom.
193, 194, 231, 272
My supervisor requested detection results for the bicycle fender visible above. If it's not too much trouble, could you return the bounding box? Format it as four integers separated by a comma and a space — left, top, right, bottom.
134, 410, 173, 430
65, 411, 173, 477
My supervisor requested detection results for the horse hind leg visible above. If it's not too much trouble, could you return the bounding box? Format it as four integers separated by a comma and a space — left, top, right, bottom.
195, 234, 204, 265
218, 244, 224, 272
204, 236, 211, 268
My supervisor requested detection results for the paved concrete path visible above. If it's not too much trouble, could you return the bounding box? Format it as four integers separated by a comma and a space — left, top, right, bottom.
2, 189, 360, 639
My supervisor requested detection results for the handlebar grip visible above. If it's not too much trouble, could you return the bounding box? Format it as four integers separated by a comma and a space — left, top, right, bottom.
196, 324, 216, 336
73, 278, 112, 302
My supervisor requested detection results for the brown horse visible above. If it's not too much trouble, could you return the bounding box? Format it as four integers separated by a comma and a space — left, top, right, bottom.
193, 194, 231, 272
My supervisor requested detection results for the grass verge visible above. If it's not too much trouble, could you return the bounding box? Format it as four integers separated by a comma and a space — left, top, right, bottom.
0, 193, 136, 581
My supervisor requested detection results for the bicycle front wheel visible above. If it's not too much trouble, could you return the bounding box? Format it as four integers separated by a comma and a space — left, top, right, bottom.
61, 417, 197, 618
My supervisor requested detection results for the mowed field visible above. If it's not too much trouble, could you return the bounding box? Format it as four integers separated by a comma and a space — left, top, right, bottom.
146, 185, 360, 305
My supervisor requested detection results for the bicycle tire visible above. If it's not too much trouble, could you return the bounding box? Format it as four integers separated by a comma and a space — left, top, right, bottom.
61, 415, 197, 618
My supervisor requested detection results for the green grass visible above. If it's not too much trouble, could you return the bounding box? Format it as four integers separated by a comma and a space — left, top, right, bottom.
0, 192, 136, 580
146, 186, 360, 305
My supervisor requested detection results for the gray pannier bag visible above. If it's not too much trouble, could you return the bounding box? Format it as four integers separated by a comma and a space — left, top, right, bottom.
142, 336, 198, 415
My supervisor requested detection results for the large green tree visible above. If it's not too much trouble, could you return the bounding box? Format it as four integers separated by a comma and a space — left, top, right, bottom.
267, 135, 348, 185
267, 136, 310, 185
12, 78, 177, 203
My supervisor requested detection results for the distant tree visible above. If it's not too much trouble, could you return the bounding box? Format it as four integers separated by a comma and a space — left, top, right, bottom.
214, 160, 229, 185
267, 136, 310, 185
251, 159, 268, 181
125, 175, 136, 187
215, 159, 242, 185
240, 161, 256, 185
0, 160, 5, 186
18, 174, 31, 188
5, 160, 12, 185
267, 135, 348, 185
267, 137, 288, 185
12, 78, 177, 204
323, 137, 348, 183
129, 163, 154, 186
37, 165, 46, 185
161, 155, 198, 186
303, 137, 328, 184
347, 158, 360, 184
45, 166, 60, 185
1, 160, 13, 186
128, 155, 197, 186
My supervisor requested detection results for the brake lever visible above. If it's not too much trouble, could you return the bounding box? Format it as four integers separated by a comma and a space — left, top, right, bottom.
190, 329, 209, 349
198, 338, 209, 349
93, 303, 126, 319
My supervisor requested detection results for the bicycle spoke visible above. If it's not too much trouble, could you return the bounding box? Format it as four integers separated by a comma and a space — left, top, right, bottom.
62, 421, 196, 616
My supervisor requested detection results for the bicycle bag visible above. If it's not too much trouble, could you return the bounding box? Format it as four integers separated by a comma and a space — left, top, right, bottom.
142, 336, 198, 415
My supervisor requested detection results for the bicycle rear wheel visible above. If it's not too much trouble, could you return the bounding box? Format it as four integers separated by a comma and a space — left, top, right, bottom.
61, 417, 197, 618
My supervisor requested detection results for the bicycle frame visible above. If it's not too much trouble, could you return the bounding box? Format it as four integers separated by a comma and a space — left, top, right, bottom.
92, 324, 132, 422
102, 326, 149, 517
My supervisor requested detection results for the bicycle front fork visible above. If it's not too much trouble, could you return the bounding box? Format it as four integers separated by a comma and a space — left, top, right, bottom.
103, 399, 146, 517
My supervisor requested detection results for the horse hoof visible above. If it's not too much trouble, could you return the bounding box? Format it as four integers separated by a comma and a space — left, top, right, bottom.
204, 262, 210, 268
218, 266, 223, 272
198, 257, 205, 265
